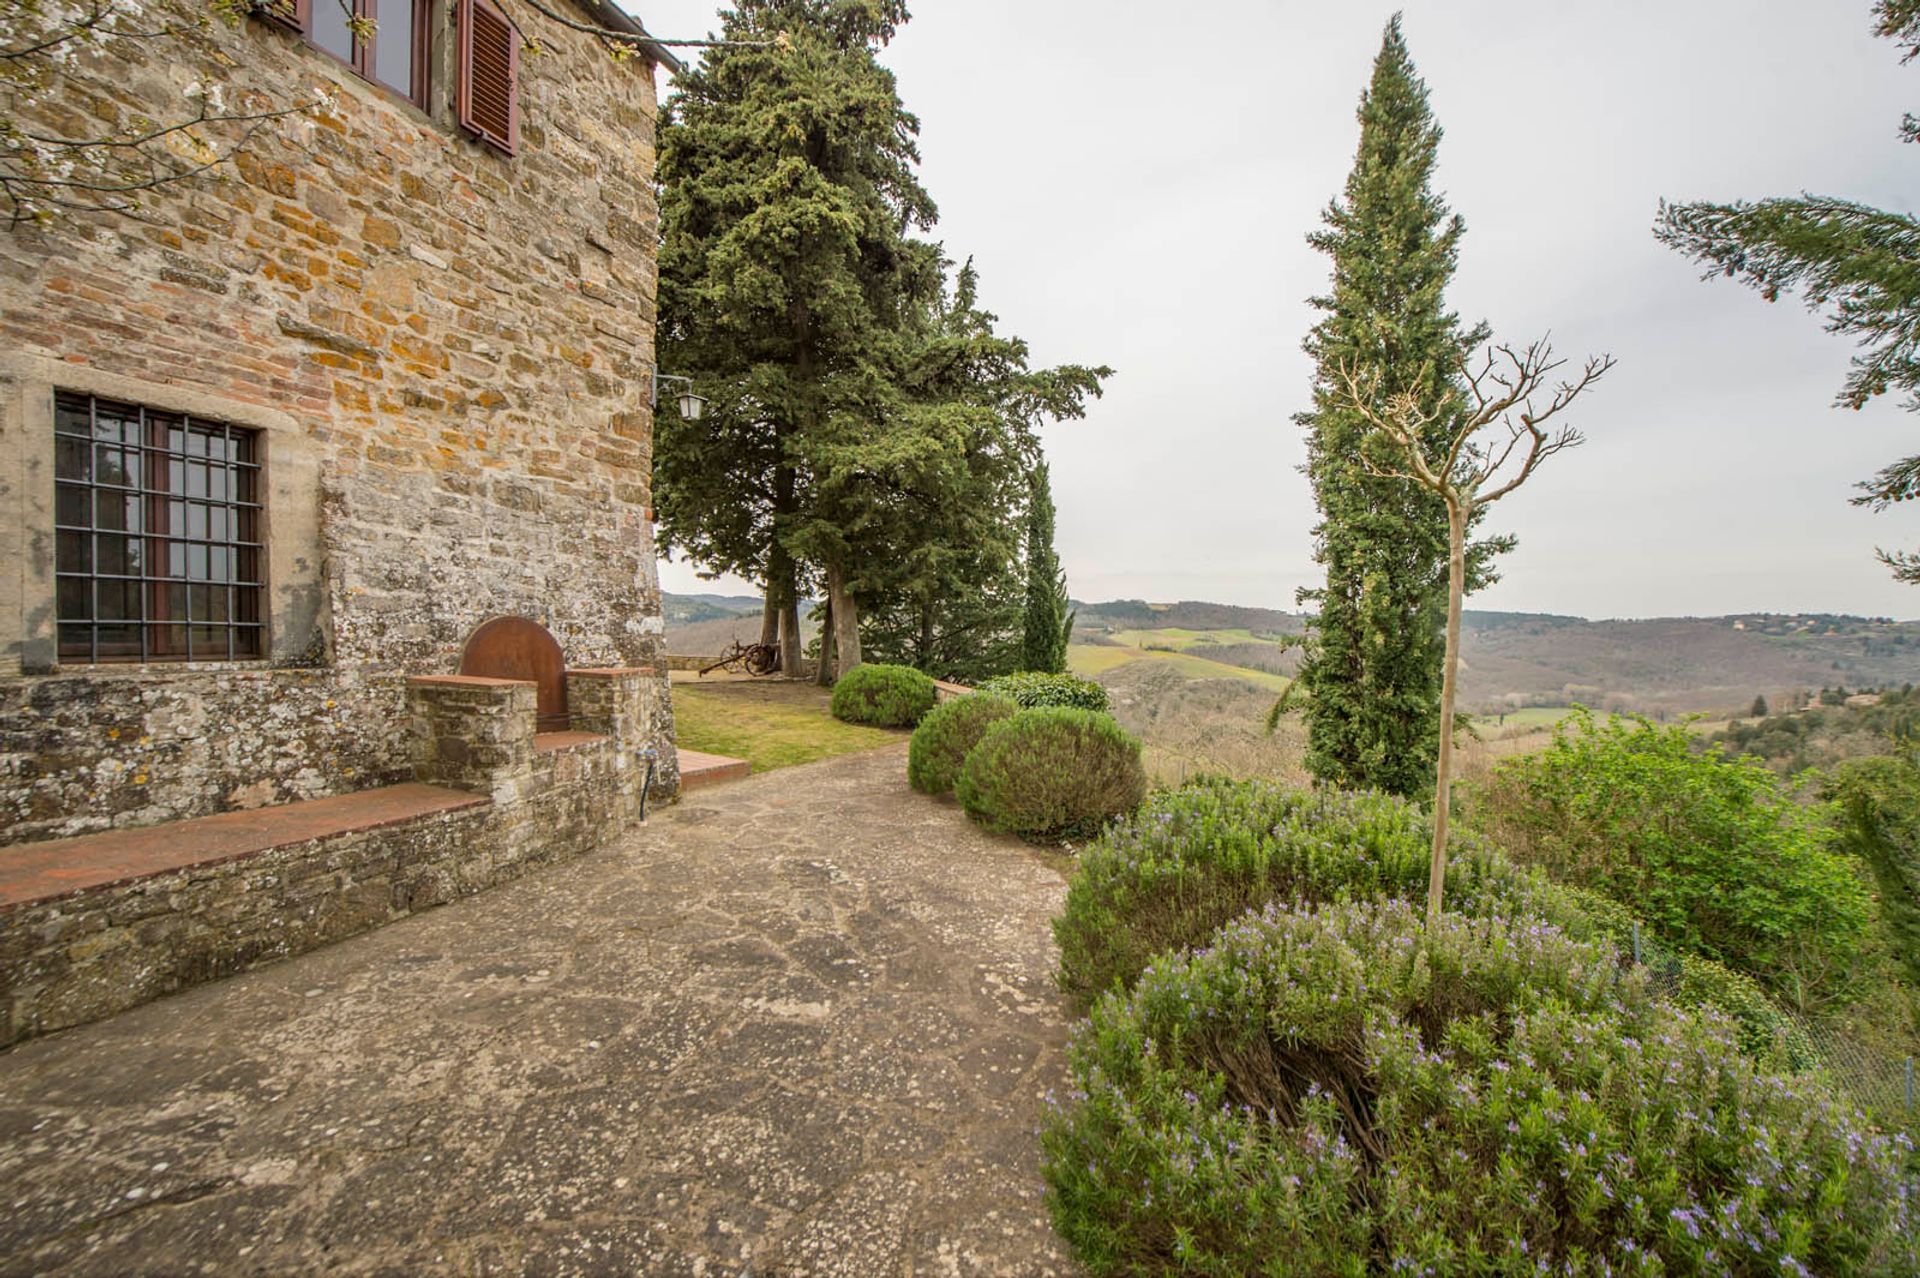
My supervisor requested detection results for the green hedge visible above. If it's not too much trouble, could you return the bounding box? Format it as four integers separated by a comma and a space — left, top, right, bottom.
1472, 708, 1871, 1012
1044, 899, 1917, 1277
828, 662, 937, 728
907, 693, 1017, 797
975, 671, 1110, 712
956, 708, 1145, 841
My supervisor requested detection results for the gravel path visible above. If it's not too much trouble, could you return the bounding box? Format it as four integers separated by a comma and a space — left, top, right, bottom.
0, 745, 1081, 1276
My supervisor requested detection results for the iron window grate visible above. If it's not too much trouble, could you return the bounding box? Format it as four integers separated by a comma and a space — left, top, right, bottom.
53, 391, 266, 664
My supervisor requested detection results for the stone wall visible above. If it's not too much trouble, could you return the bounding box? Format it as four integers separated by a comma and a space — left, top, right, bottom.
0, 668, 408, 847
2, 799, 494, 1045
0, 0, 678, 838
1, 668, 674, 1045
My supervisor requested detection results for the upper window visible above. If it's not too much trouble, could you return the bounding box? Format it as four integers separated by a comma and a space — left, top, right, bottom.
53, 393, 265, 664
258, 0, 427, 106
256, 0, 522, 155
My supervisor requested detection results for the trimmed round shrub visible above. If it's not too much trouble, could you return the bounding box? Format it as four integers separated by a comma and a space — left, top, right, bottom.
829, 662, 937, 728
1054, 777, 1819, 1069
1043, 899, 1918, 1277
956, 708, 1146, 842
907, 693, 1018, 797
976, 671, 1110, 712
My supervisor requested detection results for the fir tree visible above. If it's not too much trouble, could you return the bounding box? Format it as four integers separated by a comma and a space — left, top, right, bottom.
1288, 15, 1503, 797
859, 263, 1106, 682
1021, 462, 1071, 674
655, 0, 936, 677
1657, 0, 1920, 581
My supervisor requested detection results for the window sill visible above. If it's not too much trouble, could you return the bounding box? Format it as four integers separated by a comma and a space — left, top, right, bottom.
42, 661, 278, 678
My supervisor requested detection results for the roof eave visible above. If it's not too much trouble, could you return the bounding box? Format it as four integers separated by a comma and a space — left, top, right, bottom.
577, 0, 685, 74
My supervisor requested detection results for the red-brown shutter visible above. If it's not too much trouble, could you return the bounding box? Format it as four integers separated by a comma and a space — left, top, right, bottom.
457, 0, 519, 156
253, 0, 308, 34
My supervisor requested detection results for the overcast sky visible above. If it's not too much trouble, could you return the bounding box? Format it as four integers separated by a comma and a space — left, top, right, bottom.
637, 0, 1917, 621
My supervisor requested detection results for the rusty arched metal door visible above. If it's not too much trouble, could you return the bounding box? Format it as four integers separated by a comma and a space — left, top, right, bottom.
459, 616, 570, 732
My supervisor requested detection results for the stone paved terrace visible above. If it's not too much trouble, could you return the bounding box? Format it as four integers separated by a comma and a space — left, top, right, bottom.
0, 746, 1081, 1276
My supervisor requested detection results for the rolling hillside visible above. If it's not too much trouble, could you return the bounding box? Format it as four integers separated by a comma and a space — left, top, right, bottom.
664, 592, 1920, 718
1074, 601, 1920, 718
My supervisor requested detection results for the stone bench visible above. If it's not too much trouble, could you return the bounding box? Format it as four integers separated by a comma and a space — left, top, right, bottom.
0, 783, 492, 1045
0, 666, 676, 1047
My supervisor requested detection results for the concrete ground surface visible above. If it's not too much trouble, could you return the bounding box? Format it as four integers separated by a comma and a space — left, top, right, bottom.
0, 746, 1082, 1276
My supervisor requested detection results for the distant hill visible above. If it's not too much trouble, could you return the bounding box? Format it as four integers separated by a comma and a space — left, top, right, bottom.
1073, 601, 1920, 718
1074, 599, 1304, 635
663, 593, 763, 626
667, 590, 1920, 717
662, 593, 821, 655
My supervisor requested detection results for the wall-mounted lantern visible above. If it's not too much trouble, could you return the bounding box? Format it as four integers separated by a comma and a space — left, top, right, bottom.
650, 371, 707, 420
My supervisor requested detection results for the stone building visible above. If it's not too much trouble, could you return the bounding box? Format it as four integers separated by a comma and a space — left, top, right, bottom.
0, 0, 684, 1039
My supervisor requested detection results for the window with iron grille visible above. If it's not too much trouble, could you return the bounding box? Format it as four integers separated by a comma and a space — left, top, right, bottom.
53, 392, 265, 663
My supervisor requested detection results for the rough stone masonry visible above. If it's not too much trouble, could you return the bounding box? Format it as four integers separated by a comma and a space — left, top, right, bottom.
0, 0, 680, 843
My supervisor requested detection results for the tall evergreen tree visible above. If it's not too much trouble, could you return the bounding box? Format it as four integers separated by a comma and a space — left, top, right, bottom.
1021, 462, 1071, 674
654, 0, 937, 677
1287, 15, 1503, 798
859, 264, 1106, 683
1656, 0, 1920, 581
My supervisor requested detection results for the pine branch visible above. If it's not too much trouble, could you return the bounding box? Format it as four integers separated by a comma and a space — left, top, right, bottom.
1654, 196, 1920, 411
1877, 0, 1920, 62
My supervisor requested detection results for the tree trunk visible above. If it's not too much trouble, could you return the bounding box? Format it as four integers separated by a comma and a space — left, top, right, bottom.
916, 597, 935, 672
826, 558, 861, 678
770, 465, 802, 679
815, 595, 836, 686
780, 592, 801, 679
759, 586, 781, 650
1427, 498, 1469, 929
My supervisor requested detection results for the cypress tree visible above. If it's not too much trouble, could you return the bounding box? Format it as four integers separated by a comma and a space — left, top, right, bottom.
1290, 16, 1502, 797
1021, 462, 1070, 674
858, 264, 1107, 683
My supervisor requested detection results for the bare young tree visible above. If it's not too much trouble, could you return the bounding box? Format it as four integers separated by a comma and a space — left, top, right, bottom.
1336, 338, 1614, 928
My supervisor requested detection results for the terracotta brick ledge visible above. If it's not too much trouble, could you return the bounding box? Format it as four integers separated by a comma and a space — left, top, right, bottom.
0, 783, 489, 912
677, 748, 751, 791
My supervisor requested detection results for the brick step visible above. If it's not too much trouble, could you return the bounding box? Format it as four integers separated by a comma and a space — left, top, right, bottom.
676, 748, 750, 791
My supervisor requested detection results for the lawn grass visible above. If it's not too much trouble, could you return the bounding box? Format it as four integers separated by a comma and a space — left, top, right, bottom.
671, 679, 900, 772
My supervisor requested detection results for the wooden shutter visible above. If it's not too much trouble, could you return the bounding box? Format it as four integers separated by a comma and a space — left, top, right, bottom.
253, 0, 307, 34
457, 0, 519, 156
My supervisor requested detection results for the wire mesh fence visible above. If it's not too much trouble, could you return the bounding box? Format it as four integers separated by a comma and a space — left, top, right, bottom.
1789, 1018, 1917, 1138
1623, 920, 1919, 1140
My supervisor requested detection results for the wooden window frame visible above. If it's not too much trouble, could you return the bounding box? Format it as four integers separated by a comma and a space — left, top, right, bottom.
258, 0, 431, 111
2, 355, 326, 677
